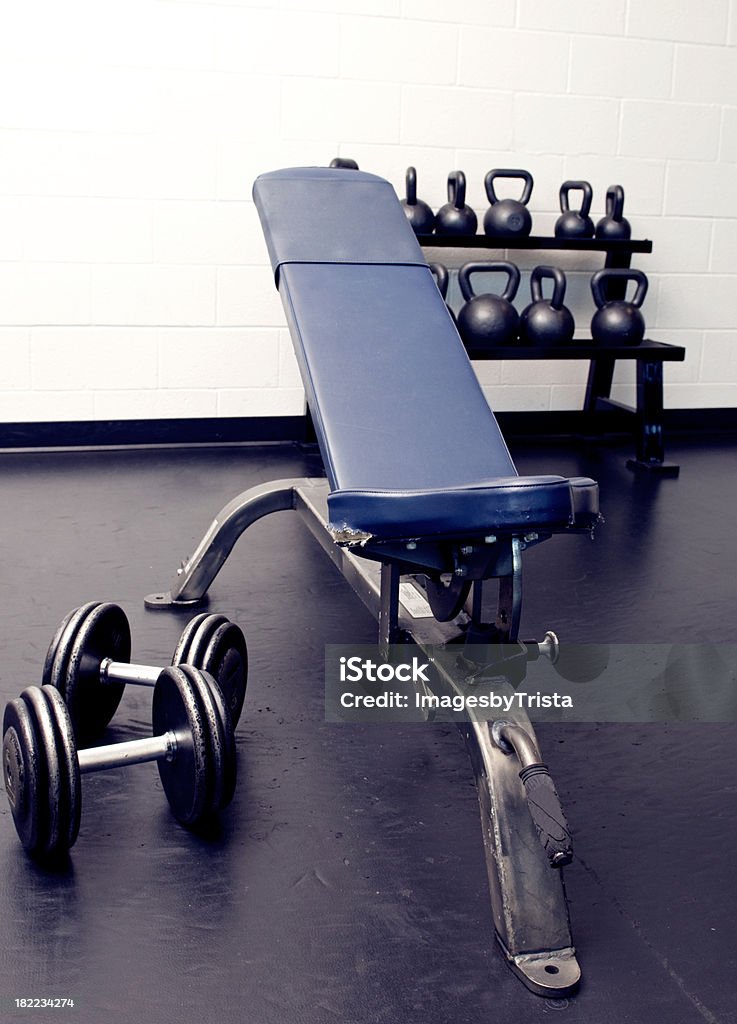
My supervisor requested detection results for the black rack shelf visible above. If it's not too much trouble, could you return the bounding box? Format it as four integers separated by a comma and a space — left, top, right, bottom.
418, 233, 679, 475
466, 339, 683, 362
417, 235, 653, 255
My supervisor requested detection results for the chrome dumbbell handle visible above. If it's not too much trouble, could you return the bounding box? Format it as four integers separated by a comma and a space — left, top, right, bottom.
99, 658, 160, 688
45, 603, 248, 741
3, 667, 236, 859
77, 731, 178, 774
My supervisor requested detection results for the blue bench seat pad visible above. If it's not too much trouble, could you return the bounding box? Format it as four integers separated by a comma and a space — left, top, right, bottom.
254, 168, 596, 540
279, 262, 577, 536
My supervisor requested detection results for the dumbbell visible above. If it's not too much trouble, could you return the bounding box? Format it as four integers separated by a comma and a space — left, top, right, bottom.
42, 602, 247, 744
2, 666, 237, 859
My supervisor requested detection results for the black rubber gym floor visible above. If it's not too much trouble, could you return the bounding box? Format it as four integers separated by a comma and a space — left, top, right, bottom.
1, 436, 735, 1024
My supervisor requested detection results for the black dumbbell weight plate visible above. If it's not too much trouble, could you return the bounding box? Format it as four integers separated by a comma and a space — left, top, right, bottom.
42, 601, 100, 694
194, 621, 248, 727
176, 665, 226, 815
152, 667, 211, 828
42, 685, 82, 853
20, 686, 73, 858
170, 612, 209, 666
172, 614, 248, 726
204, 671, 236, 812
180, 665, 236, 815
53, 603, 131, 744
3, 697, 42, 855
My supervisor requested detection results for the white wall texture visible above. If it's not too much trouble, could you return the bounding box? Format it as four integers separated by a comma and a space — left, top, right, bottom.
0, 0, 735, 423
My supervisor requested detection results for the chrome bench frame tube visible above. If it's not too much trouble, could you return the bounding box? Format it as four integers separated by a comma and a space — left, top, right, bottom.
145, 477, 579, 996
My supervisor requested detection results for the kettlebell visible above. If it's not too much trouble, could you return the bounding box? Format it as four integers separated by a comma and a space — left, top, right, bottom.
428, 262, 457, 326
435, 171, 478, 236
590, 268, 648, 346
519, 266, 575, 345
483, 169, 533, 238
595, 185, 631, 240
555, 180, 594, 239
329, 157, 359, 169
402, 167, 435, 235
457, 261, 520, 351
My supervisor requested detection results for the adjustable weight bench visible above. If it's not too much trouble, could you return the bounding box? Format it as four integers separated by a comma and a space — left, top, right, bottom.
146, 167, 601, 997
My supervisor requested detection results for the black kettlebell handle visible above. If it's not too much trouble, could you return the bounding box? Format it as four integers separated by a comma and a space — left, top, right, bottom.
458, 261, 520, 303
605, 184, 625, 220
329, 157, 359, 170
484, 169, 533, 206
405, 166, 418, 205
530, 265, 566, 309
448, 170, 467, 210
591, 268, 648, 310
428, 262, 449, 299
559, 180, 592, 218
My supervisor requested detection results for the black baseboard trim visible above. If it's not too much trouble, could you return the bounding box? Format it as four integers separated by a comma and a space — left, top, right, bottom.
0, 416, 308, 450
0, 409, 734, 451
496, 407, 737, 441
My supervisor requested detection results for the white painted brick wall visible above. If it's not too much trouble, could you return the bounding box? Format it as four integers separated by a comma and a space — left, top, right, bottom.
620, 102, 721, 160
569, 37, 674, 100
1, 330, 31, 390
216, 8, 340, 77
158, 329, 278, 388
90, 266, 217, 326
31, 329, 159, 391
626, 0, 730, 45
514, 95, 621, 156
458, 29, 570, 93
518, 1, 627, 36
0, 0, 734, 424
24, 199, 154, 263
712, 221, 737, 271
401, 86, 513, 150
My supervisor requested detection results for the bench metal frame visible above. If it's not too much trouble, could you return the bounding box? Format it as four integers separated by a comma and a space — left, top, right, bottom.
146, 476, 581, 997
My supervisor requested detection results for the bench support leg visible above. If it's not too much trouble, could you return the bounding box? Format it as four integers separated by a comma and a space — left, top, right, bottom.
496, 538, 523, 642
144, 479, 303, 608
460, 716, 579, 996
407, 558, 579, 995
379, 562, 402, 654
144, 477, 581, 995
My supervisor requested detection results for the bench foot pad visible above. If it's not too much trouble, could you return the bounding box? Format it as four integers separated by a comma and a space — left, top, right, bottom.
500, 940, 581, 998
144, 591, 206, 611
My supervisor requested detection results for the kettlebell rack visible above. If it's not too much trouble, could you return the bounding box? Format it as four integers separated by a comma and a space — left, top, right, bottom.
418, 234, 684, 476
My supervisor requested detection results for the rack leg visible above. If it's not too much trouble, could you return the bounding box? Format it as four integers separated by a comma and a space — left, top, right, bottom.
626, 360, 680, 476
584, 356, 615, 414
